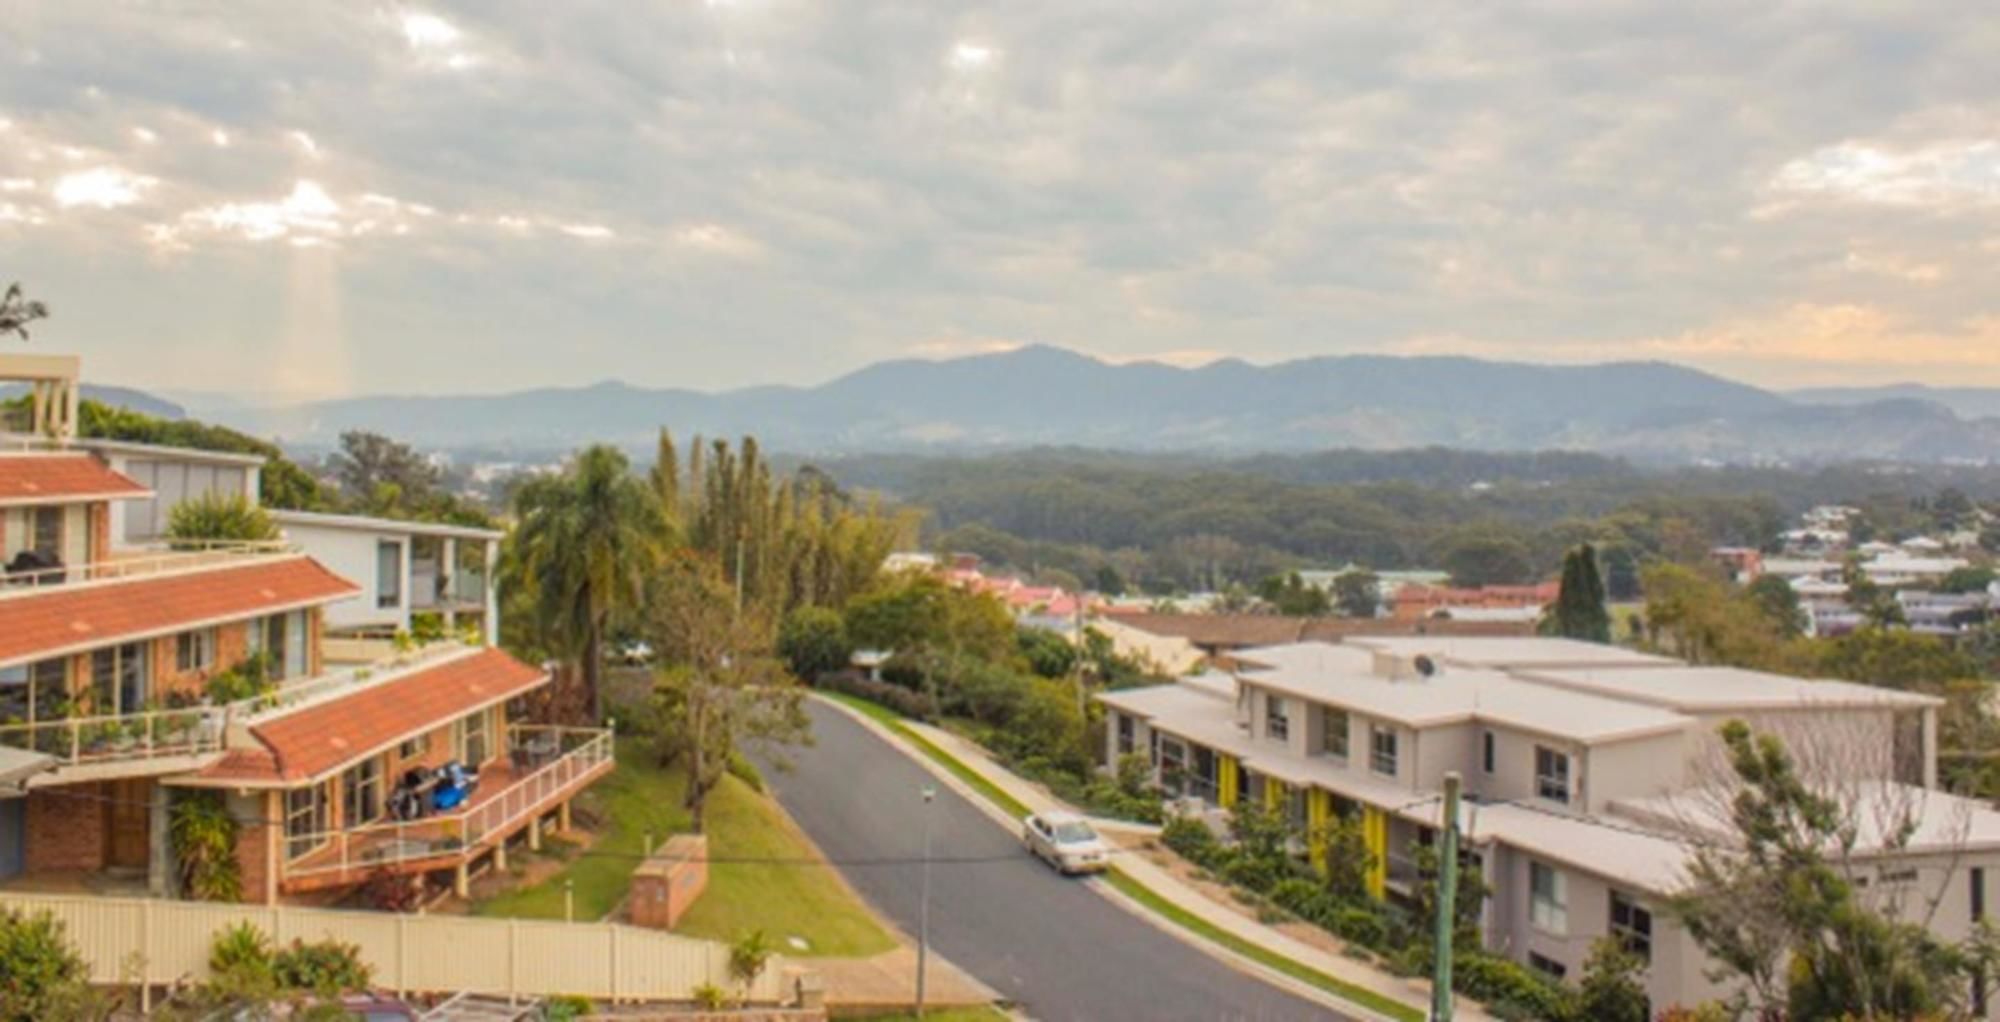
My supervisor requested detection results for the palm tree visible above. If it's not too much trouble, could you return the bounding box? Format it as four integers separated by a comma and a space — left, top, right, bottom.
507, 445, 667, 721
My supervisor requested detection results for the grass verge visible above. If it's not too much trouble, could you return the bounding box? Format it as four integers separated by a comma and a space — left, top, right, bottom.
475, 739, 895, 957
1103, 869, 1423, 1022
821, 690, 1423, 1022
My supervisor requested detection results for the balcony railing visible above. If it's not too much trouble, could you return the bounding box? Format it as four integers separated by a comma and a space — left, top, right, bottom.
229, 641, 474, 722
284, 727, 614, 882
0, 541, 298, 595
0, 707, 226, 767
411, 565, 489, 610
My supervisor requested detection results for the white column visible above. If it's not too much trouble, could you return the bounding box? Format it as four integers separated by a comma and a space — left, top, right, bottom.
484, 539, 500, 647
441, 536, 459, 636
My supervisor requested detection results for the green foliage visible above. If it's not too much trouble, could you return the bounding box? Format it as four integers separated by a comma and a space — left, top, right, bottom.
1744, 574, 1808, 639
1311, 812, 1374, 904
504, 444, 668, 719
206, 921, 276, 996
1332, 569, 1380, 617
77, 400, 328, 510
1547, 543, 1610, 642
0, 908, 90, 1022
166, 492, 279, 544
1940, 565, 1997, 594
816, 672, 937, 718
1812, 627, 1979, 689
270, 937, 372, 997
1161, 815, 1226, 870
1017, 626, 1079, 679
727, 929, 774, 994
1453, 952, 1578, 1022
1221, 800, 1296, 893
545, 995, 596, 1021
202, 654, 275, 704
692, 982, 729, 1010
776, 605, 852, 681
1577, 937, 1650, 1022
1257, 571, 1331, 616
169, 791, 242, 902
1435, 526, 1537, 587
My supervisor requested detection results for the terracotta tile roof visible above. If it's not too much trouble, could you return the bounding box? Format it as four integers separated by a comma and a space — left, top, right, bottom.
0, 556, 359, 667
0, 454, 149, 507
1111, 612, 1538, 648
199, 747, 283, 784
241, 647, 548, 783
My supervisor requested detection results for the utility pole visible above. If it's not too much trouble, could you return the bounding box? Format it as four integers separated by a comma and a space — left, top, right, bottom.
1431, 771, 1461, 1022
916, 784, 936, 1018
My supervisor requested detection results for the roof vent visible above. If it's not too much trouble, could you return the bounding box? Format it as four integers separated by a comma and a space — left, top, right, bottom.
1413, 654, 1438, 679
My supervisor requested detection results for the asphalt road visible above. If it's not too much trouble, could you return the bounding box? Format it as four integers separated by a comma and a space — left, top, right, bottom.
761, 700, 1346, 1022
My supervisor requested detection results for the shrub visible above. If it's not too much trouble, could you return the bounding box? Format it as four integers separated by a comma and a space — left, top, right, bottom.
728, 929, 774, 997
169, 791, 242, 902
270, 937, 372, 997
1161, 815, 1223, 868
1454, 952, 1578, 1022
1268, 877, 1329, 921
166, 492, 278, 544
726, 753, 764, 792
817, 671, 936, 719
545, 995, 595, 1021
1327, 904, 1390, 951
0, 908, 91, 1020
778, 606, 852, 681
691, 982, 729, 1010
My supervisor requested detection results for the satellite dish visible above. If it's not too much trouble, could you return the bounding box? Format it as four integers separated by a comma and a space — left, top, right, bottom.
1413, 654, 1438, 678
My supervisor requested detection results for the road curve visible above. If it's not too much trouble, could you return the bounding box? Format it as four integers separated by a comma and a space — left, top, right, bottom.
761, 699, 1346, 1022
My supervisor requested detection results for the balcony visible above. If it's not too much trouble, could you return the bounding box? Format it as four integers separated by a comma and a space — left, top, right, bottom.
228, 641, 476, 722
411, 563, 489, 611
282, 727, 614, 892
0, 708, 226, 780
0, 540, 297, 594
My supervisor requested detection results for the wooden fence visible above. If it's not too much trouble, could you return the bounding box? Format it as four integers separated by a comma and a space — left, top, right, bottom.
0, 893, 792, 1003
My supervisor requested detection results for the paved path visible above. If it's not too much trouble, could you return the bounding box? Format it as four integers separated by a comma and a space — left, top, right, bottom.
763, 700, 1345, 1022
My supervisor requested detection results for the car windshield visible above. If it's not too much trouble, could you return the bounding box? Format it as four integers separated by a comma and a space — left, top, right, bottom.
1053, 821, 1097, 844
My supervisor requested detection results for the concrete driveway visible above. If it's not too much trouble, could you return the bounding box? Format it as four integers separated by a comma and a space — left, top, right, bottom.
761, 700, 1346, 1022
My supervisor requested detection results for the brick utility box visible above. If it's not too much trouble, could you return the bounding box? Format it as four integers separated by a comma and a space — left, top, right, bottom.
630, 834, 708, 930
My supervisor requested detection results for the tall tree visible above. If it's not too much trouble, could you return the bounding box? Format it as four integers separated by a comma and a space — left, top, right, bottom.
505, 445, 667, 720
645, 552, 809, 832
1548, 543, 1612, 642
1332, 569, 1380, 618
330, 430, 441, 505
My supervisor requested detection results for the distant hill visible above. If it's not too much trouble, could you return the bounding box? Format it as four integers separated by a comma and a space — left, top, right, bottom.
0, 382, 185, 420
173, 345, 2000, 464
1792, 383, 2000, 421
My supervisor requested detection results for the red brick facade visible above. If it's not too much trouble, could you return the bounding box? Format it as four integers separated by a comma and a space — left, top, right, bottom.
23, 784, 108, 873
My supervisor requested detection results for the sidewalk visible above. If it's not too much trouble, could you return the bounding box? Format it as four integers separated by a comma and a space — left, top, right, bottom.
820, 695, 1492, 1022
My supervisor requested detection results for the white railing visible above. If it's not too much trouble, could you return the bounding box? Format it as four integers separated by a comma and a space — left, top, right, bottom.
231, 641, 473, 721
0, 892, 795, 1004
286, 727, 614, 880
0, 707, 225, 766
0, 540, 297, 594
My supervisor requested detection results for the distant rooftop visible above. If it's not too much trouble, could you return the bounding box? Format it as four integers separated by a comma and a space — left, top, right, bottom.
271, 508, 503, 541
1344, 635, 1678, 671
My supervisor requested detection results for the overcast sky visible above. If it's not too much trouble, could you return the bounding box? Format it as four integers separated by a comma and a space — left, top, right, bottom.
1, 2, 1995, 400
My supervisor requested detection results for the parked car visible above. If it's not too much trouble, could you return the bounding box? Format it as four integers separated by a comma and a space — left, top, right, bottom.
1021, 810, 1111, 875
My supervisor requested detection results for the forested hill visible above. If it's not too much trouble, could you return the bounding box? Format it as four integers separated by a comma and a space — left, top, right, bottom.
178, 345, 2000, 463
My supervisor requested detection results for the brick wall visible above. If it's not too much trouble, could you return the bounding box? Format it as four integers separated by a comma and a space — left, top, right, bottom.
233, 791, 276, 904
25, 784, 106, 872
150, 620, 254, 702
87, 501, 109, 562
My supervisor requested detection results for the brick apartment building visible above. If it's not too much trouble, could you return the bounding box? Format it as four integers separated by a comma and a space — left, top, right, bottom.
1, 351, 610, 904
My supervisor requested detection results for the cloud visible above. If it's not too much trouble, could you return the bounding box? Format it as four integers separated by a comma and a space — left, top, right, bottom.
0, 2, 1993, 394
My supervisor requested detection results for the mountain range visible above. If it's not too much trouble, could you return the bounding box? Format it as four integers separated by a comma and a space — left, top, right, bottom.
146, 345, 2000, 464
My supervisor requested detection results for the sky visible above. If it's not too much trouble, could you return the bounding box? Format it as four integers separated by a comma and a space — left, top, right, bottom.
0, 2, 1996, 400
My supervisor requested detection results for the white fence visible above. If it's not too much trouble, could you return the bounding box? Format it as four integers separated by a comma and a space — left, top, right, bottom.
0, 893, 792, 1003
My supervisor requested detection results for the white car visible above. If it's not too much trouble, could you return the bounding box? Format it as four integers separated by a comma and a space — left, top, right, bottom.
1021, 811, 1112, 875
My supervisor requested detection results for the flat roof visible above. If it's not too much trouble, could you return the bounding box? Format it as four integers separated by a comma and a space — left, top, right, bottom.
1233, 643, 1692, 743
1516, 665, 1943, 713
272, 508, 503, 541
78, 436, 267, 467
1343, 635, 1679, 671
1615, 780, 2000, 857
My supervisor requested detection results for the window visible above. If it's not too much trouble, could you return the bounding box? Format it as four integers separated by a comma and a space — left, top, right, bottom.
456, 709, 490, 765
249, 612, 305, 680
29, 506, 61, 558
1610, 891, 1653, 962
176, 629, 216, 673
89, 643, 148, 715
1535, 745, 1571, 804
377, 540, 403, 609
1265, 694, 1290, 742
399, 734, 430, 761
1370, 725, 1398, 776
342, 758, 383, 826
1527, 952, 1567, 981
0, 660, 62, 723
1975, 867, 1987, 923
1530, 861, 1568, 934
1116, 713, 1135, 756
1482, 730, 1496, 774
1320, 706, 1349, 758
286, 782, 332, 860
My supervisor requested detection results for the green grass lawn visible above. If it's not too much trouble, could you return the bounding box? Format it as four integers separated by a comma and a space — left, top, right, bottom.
475, 740, 895, 958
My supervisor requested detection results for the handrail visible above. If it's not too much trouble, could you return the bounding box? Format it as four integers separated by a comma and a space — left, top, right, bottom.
285, 728, 614, 879
0, 541, 299, 593
0, 707, 226, 766
231, 641, 472, 721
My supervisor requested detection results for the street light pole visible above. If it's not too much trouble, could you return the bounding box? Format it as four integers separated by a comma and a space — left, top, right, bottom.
1431, 771, 1462, 1022
916, 784, 936, 1018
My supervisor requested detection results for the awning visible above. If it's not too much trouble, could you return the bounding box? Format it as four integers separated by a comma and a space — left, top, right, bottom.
0, 745, 55, 794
